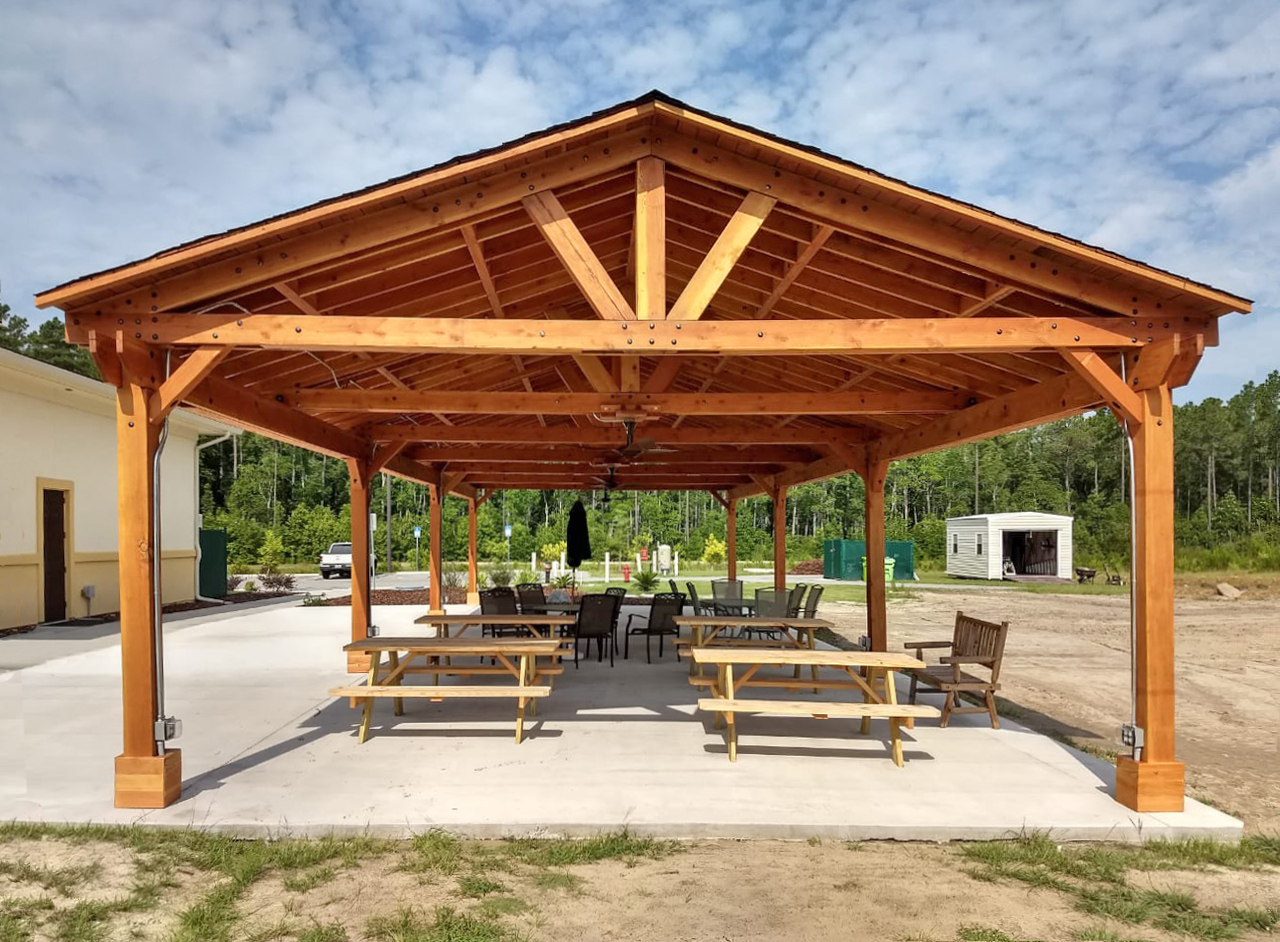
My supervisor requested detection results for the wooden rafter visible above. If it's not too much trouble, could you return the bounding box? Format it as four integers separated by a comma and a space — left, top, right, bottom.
289, 388, 967, 415
668, 191, 776, 320
366, 421, 873, 446
1063, 350, 1144, 426
523, 190, 636, 320
755, 224, 834, 319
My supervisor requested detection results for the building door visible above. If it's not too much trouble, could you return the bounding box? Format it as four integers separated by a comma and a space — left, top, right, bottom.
42, 489, 68, 622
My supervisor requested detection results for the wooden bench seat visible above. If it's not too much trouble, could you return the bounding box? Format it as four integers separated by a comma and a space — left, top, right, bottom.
330, 685, 550, 699
689, 674, 867, 691
696, 698, 939, 765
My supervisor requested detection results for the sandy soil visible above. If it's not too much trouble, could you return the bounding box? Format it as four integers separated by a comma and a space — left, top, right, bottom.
819, 591, 1280, 833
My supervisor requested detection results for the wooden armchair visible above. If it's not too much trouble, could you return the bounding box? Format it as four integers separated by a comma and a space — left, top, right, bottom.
904, 611, 1009, 728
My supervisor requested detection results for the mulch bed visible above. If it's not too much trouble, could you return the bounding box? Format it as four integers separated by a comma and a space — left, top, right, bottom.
0, 592, 296, 637
789, 558, 824, 575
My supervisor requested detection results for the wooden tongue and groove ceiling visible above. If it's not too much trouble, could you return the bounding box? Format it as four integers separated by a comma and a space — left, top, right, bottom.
40, 91, 1250, 500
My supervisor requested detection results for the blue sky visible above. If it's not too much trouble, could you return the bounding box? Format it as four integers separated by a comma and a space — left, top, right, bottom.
1, 0, 1276, 402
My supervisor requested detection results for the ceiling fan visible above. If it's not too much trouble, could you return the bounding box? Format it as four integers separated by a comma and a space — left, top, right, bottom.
611, 419, 678, 460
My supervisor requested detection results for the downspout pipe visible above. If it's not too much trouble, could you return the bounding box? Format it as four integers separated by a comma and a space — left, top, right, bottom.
194, 431, 236, 604
152, 353, 172, 754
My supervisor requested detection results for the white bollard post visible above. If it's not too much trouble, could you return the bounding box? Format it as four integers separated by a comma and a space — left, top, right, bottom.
560, 549, 566, 570
636, 552, 643, 573
531, 552, 538, 572
674, 551, 680, 577
605, 552, 611, 583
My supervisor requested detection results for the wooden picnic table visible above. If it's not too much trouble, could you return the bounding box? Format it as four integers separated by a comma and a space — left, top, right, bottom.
689, 647, 938, 765
411, 612, 575, 639
519, 600, 581, 615
332, 637, 567, 744
673, 615, 833, 679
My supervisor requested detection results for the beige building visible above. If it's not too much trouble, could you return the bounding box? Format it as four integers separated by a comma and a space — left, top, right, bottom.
0, 347, 237, 629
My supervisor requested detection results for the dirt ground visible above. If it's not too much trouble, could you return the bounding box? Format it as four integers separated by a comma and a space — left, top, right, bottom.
821, 590, 1280, 834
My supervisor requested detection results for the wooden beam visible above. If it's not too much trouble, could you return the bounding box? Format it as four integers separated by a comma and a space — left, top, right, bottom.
346, 458, 372, 672
642, 357, 684, 393
523, 190, 636, 321
467, 498, 479, 605
289, 388, 967, 415
49, 130, 651, 315
73, 312, 1216, 357
368, 422, 874, 446
864, 449, 888, 652
653, 131, 1248, 319
1124, 336, 1185, 392
620, 356, 640, 392
668, 191, 776, 320
429, 485, 443, 610
877, 373, 1102, 461
367, 441, 407, 476
572, 354, 619, 392
149, 347, 231, 423
709, 490, 730, 510
957, 284, 1014, 317
88, 329, 123, 387
1115, 384, 1184, 812
407, 445, 818, 464
755, 225, 834, 319
113, 378, 182, 808
634, 157, 666, 320
728, 453, 853, 500
1063, 350, 1144, 426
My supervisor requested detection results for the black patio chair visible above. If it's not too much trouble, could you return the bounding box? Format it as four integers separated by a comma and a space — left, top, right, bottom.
625, 592, 684, 663
710, 578, 743, 616
742, 587, 788, 640
479, 587, 521, 638
604, 586, 627, 646
686, 581, 707, 616
516, 582, 546, 613
572, 593, 617, 667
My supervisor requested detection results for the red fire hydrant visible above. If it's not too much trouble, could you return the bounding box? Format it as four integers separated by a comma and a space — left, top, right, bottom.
622, 564, 631, 582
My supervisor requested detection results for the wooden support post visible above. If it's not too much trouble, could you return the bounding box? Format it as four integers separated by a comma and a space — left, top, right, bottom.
772, 486, 787, 591
347, 459, 372, 673
727, 498, 738, 582
113, 379, 181, 809
429, 484, 444, 612
467, 497, 479, 606
1115, 385, 1185, 812
864, 452, 889, 652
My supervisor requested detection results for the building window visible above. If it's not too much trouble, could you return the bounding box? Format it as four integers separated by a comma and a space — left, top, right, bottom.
952, 534, 958, 554
977, 533, 984, 556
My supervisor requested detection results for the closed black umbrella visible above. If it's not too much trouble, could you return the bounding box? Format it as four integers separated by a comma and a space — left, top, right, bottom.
566, 498, 592, 570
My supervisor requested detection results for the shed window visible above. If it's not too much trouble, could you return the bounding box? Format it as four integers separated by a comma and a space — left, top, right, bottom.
952, 534, 958, 554
976, 533, 984, 556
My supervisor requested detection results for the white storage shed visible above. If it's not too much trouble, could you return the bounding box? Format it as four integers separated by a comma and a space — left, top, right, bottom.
946, 512, 1074, 581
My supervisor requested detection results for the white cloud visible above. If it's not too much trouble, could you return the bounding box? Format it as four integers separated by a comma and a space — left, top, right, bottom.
0, 0, 1275, 401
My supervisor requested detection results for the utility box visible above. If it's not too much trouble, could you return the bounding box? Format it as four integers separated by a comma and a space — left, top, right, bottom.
823, 539, 915, 581
198, 528, 228, 598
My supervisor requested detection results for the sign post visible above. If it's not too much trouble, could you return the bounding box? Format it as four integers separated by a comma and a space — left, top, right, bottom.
414, 525, 422, 571
504, 524, 512, 562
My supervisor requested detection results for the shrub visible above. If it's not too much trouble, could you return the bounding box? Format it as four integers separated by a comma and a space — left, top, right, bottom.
632, 570, 660, 592
488, 566, 514, 587
514, 569, 536, 585
261, 571, 295, 593
243, 580, 259, 593
442, 564, 466, 588
258, 529, 286, 574
540, 540, 566, 563
701, 534, 726, 565
225, 574, 243, 593
300, 593, 327, 607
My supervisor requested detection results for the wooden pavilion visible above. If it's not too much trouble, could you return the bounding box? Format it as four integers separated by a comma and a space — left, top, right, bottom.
36, 92, 1250, 814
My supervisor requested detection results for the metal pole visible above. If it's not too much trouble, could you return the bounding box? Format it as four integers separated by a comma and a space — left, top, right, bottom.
384, 472, 392, 577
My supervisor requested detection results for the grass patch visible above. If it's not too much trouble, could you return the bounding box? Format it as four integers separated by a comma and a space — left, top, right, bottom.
956, 927, 1016, 941
296, 924, 349, 942
403, 831, 464, 875
477, 896, 529, 919
366, 905, 509, 942
0, 860, 101, 896
282, 865, 337, 893
456, 874, 507, 898
499, 831, 679, 868
961, 833, 1280, 940
530, 870, 584, 893
1069, 925, 1151, 941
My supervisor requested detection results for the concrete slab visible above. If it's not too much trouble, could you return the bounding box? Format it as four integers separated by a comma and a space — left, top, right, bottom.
0, 603, 1240, 841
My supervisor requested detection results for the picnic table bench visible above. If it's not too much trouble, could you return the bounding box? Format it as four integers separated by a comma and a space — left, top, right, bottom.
332, 637, 568, 744
690, 647, 938, 765
673, 615, 832, 680
411, 613, 576, 639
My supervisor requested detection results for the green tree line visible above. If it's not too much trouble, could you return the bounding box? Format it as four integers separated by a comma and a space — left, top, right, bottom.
5, 298, 1277, 573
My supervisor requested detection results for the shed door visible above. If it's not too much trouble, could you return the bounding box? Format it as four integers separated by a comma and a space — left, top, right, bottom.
42, 489, 68, 622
